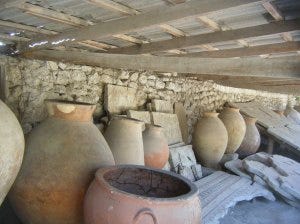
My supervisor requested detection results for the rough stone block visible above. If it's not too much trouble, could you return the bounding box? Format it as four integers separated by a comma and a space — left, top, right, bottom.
279, 175, 300, 200
191, 164, 202, 180
195, 171, 275, 224
201, 167, 216, 178
104, 84, 146, 114
219, 153, 238, 167
151, 99, 173, 113
225, 159, 251, 179
127, 110, 151, 124
179, 165, 195, 182
169, 142, 185, 148
152, 112, 182, 145
244, 152, 271, 165
174, 102, 189, 144
269, 154, 300, 176
169, 145, 196, 172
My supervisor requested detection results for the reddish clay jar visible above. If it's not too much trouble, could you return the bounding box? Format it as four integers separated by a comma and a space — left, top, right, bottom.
143, 124, 169, 169
84, 165, 201, 224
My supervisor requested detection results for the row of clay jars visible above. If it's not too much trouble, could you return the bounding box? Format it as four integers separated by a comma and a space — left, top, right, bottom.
0, 100, 24, 206
104, 116, 169, 169
192, 107, 246, 168
9, 100, 115, 224
84, 165, 201, 224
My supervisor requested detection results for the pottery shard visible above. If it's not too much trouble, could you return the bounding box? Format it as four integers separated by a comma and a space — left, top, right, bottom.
104, 84, 146, 114
151, 99, 173, 113
152, 112, 182, 145
195, 171, 275, 224
174, 103, 189, 144
127, 110, 151, 124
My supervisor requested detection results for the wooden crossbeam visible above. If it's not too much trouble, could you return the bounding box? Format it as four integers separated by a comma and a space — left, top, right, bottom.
198, 16, 222, 31
113, 34, 149, 44
87, 0, 140, 15
0, 34, 29, 42
263, 1, 284, 21
17, 3, 93, 27
180, 42, 300, 58
22, 50, 300, 79
108, 19, 300, 54
18, 0, 264, 52
158, 24, 186, 37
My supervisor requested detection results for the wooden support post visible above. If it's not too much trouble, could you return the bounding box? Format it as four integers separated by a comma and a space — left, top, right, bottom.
267, 137, 274, 154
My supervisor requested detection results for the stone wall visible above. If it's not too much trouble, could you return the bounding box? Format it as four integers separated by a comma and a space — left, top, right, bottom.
0, 56, 293, 140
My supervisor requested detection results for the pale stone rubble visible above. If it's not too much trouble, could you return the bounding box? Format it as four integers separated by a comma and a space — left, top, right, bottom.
225, 152, 300, 208
1, 56, 294, 139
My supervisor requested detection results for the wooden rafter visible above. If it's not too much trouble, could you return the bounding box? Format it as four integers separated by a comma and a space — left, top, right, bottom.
179, 41, 300, 58
107, 19, 300, 54
198, 16, 222, 31
22, 50, 300, 79
262, 1, 284, 21
18, 0, 264, 52
158, 24, 186, 37
113, 34, 149, 44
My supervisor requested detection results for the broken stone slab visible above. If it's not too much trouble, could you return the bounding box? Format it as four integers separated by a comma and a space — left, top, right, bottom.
225, 159, 252, 179
151, 99, 173, 113
201, 167, 216, 178
269, 154, 300, 176
243, 160, 299, 205
219, 153, 238, 167
169, 142, 185, 148
174, 102, 189, 144
169, 145, 196, 173
195, 171, 275, 224
279, 175, 300, 200
152, 112, 183, 145
104, 84, 146, 114
127, 110, 151, 124
244, 152, 271, 165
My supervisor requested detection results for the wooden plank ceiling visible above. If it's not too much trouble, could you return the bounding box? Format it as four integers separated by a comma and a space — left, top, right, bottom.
0, 0, 299, 94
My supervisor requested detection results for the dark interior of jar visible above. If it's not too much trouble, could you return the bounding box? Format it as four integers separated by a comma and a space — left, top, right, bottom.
103, 167, 191, 198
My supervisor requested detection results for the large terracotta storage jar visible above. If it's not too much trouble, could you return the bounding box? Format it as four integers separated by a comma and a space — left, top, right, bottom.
143, 124, 169, 169
84, 165, 201, 224
192, 112, 228, 168
0, 100, 24, 205
9, 100, 115, 224
219, 107, 246, 154
104, 117, 145, 165
237, 116, 261, 158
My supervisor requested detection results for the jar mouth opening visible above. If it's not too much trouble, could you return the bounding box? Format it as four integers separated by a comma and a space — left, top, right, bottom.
45, 99, 95, 106
97, 165, 198, 200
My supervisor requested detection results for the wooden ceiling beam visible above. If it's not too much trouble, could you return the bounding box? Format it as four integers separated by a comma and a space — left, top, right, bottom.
86, 0, 140, 15
21, 50, 300, 79
262, 1, 284, 21
158, 24, 186, 37
18, 0, 264, 52
108, 19, 300, 54
0, 34, 29, 42
180, 41, 300, 58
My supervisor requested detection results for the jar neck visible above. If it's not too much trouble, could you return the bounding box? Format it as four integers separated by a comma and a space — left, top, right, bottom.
224, 107, 240, 113
244, 116, 257, 124
46, 100, 95, 122
203, 112, 219, 118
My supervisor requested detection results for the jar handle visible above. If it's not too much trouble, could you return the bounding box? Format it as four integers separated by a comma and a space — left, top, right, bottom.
133, 208, 158, 224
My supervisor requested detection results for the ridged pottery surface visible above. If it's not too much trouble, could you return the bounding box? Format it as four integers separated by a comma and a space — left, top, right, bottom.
84, 165, 201, 224
143, 124, 169, 169
192, 112, 228, 168
0, 100, 24, 206
9, 100, 115, 224
104, 117, 145, 165
237, 117, 261, 158
284, 107, 300, 125
219, 107, 246, 154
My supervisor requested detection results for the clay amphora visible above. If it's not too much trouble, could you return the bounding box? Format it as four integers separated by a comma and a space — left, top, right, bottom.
84, 165, 201, 224
0, 100, 24, 206
143, 124, 169, 169
284, 107, 300, 125
104, 117, 145, 165
219, 107, 246, 154
192, 112, 228, 168
237, 116, 261, 158
9, 100, 115, 224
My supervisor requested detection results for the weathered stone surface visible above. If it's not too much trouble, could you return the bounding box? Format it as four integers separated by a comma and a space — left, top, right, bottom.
169, 145, 196, 172
152, 112, 182, 145
191, 164, 202, 180
244, 152, 271, 165
269, 154, 300, 176
127, 110, 151, 124
104, 84, 146, 114
174, 102, 189, 144
225, 159, 251, 179
169, 142, 185, 148
179, 165, 195, 181
151, 99, 173, 113
201, 167, 216, 177
219, 153, 238, 167
195, 171, 275, 224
